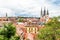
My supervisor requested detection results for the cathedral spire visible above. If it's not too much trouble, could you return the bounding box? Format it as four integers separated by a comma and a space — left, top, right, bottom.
47, 9, 49, 15
6, 13, 8, 17
44, 7, 46, 16
41, 8, 42, 17
6, 13, 8, 21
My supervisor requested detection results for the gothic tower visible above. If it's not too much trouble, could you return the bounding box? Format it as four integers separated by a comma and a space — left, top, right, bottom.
40, 7, 46, 17
41, 8, 42, 17
47, 9, 49, 15
40, 8, 49, 18
44, 8, 46, 16
6, 13, 8, 17
6, 13, 8, 21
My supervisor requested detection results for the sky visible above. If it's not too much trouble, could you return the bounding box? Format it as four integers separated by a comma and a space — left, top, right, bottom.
0, 0, 60, 17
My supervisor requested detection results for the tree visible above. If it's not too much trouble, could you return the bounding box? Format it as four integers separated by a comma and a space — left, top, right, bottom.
18, 18, 23, 22
37, 17, 60, 40
4, 23, 16, 39
10, 35, 20, 40
0, 35, 4, 40
0, 23, 20, 40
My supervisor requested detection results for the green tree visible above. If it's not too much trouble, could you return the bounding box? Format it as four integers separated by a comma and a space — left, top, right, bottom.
4, 23, 16, 39
10, 35, 20, 40
0, 23, 20, 40
18, 18, 23, 22
37, 17, 60, 40
0, 35, 4, 40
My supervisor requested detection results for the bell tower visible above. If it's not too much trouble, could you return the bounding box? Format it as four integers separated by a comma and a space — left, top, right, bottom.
6, 13, 8, 18
41, 8, 42, 17
47, 9, 49, 16
40, 7, 49, 23
43, 8, 46, 16
40, 7, 47, 17
6, 13, 8, 21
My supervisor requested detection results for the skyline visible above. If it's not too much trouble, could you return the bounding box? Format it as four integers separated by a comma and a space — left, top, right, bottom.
0, 0, 60, 17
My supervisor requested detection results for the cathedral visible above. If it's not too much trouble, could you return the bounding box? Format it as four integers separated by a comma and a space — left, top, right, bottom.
40, 8, 50, 24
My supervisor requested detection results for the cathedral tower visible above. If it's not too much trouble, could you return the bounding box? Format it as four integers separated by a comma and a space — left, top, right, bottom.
6, 13, 8, 21
47, 9, 49, 15
41, 8, 42, 17
40, 7, 49, 22
43, 8, 46, 16
40, 7, 47, 17
6, 13, 8, 17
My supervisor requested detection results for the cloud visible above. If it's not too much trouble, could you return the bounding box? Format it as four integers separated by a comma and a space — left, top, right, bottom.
0, 0, 60, 17
0, 8, 15, 17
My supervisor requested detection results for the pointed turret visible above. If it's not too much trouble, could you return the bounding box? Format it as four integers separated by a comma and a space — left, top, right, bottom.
41, 8, 42, 17
6, 13, 8, 17
44, 8, 46, 16
6, 13, 8, 21
47, 9, 49, 15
